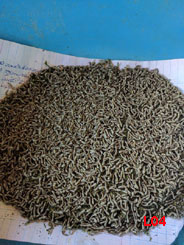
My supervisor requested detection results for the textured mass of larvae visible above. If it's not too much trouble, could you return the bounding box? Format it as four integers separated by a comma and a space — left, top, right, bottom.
0, 61, 184, 235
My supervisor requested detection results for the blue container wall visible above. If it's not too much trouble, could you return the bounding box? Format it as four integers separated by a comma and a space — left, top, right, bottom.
0, 0, 184, 60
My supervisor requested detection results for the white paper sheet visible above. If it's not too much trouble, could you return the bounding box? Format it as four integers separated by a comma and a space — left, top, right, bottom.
0, 38, 183, 245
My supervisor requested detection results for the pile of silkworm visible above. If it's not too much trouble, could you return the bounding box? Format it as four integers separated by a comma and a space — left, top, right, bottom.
0, 61, 184, 235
